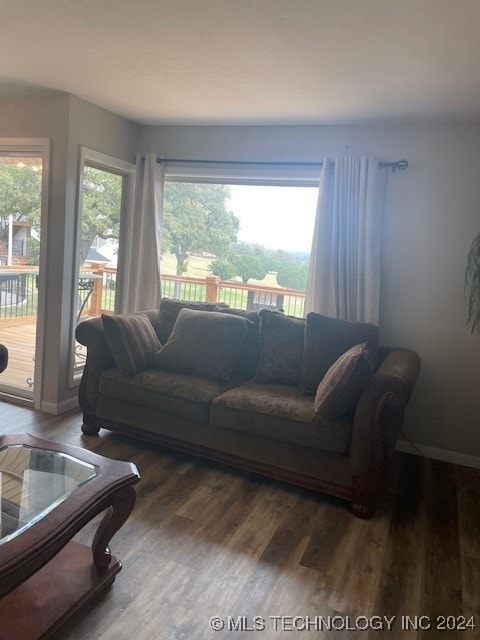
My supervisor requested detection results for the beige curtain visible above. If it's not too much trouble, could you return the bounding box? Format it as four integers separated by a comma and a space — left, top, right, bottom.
306, 157, 386, 324
122, 154, 165, 313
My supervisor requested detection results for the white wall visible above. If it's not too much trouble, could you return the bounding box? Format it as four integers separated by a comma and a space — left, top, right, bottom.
58, 95, 140, 405
139, 123, 480, 458
0, 93, 140, 410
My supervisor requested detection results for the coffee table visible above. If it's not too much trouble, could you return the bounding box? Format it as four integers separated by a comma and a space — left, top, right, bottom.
0, 434, 140, 640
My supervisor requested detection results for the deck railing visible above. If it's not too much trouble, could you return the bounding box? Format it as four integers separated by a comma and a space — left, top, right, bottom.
0, 264, 307, 321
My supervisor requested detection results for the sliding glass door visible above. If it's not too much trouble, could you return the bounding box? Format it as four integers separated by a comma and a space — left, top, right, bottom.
0, 151, 44, 399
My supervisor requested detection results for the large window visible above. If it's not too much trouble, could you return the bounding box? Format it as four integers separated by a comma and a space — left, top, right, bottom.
160, 179, 318, 317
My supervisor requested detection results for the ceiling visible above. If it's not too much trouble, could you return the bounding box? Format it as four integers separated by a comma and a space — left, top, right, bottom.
1, 0, 480, 125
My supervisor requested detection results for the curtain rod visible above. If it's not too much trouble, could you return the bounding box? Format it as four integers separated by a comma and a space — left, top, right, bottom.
148, 157, 409, 172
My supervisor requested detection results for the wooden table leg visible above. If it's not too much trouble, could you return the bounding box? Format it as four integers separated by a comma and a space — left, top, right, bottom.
92, 485, 136, 570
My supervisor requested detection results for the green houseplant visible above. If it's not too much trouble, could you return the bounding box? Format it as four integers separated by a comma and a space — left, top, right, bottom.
465, 231, 480, 333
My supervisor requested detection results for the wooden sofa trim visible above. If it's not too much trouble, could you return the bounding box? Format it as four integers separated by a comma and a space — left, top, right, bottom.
81, 415, 384, 518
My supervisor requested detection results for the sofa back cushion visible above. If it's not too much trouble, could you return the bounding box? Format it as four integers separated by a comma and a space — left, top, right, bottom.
102, 313, 161, 377
253, 310, 305, 386
154, 308, 251, 381
157, 298, 228, 345
314, 343, 375, 423
214, 308, 260, 377
300, 313, 378, 395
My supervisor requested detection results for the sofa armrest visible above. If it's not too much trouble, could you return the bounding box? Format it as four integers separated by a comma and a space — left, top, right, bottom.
350, 348, 421, 480
76, 317, 115, 417
75, 310, 159, 417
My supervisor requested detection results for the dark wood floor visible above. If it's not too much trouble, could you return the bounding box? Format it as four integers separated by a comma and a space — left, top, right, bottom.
2, 403, 479, 639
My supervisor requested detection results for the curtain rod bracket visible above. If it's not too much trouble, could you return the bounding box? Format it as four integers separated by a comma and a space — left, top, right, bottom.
379, 159, 408, 172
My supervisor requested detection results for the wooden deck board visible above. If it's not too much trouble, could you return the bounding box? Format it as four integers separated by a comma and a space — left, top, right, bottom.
0, 320, 35, 390
0, 319, 87, 392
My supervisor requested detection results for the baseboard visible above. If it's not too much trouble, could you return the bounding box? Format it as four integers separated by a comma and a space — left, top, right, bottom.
41, 396, 79, 415
0, 391, 33, 408
395, 439, 480, 470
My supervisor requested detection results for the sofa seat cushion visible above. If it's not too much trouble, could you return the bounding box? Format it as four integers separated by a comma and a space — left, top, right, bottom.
210, 382, 352, 454
100, 367, 245, 423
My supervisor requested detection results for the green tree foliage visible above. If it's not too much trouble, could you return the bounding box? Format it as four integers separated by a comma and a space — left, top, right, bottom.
233, 253, 268, 283
162, 183, 239, 275
26, 237, 40, 266
276, 262, 309, 290
265, 248, 296, 272
209, 258, 236, 281
80, 167, 123, 265
0, 163, 123, 266
0, 164, 42, 228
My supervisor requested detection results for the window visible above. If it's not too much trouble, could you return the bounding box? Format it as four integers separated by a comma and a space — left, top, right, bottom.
160, 162, 319, 317
70, 149, 134, 383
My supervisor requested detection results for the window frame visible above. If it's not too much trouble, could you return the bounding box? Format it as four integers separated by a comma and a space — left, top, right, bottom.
68, 147, 135, 386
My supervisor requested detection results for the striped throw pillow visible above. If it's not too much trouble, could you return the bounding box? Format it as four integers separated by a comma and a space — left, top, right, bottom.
313, 343, 375, 423
102, 313, 162, 377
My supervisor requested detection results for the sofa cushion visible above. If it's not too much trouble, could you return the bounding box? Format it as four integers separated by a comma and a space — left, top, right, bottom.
314, 343, 375, 424
101, 313, 161, 377
154, 308, 250, 381
157, 297, 228, 345
300, 313, 378, 395
253, 310, 305, 386
211, 382, 352, 454
100, 367, 245, 423
214, 308, 260, 377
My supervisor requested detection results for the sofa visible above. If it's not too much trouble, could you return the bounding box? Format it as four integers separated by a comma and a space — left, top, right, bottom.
76, 300, 420, 518
0, 344, 8, 374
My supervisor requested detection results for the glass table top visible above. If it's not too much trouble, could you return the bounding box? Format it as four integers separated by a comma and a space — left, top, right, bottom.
0, 445, 99, 544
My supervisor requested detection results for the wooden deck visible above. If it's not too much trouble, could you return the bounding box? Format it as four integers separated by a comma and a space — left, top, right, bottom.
0, 318, 87, 393
0, 319, 35, 391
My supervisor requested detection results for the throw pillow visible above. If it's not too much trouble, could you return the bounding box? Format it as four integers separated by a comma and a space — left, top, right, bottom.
154, 308, 251, 381
102, 313, 162, 377
314, 343, 375, 423
253, 309, 305, 386
157, 298, 228, 345
300, 313, 378, 395
214, 307, 261, 378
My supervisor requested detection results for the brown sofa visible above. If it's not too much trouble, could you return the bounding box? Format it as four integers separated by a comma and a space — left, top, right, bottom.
76, 306, 420, 518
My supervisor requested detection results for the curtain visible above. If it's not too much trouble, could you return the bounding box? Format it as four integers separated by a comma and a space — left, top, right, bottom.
305, 157, 386, 324
122, 154, 165, 313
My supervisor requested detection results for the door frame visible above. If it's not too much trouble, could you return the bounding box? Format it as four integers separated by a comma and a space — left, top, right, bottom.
0, 138, 50, 409
68, 147, 135, 386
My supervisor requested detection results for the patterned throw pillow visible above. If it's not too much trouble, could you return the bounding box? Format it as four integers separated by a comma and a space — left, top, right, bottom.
102, 313, 162, 377
313, 343, 375, 423
157, 298, 229, 345
253, 309, 305, 386
300, 313, 378, 395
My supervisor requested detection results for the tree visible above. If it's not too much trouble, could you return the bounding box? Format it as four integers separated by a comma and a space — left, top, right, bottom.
276, 262, 309, 290
0, 164, 42, 228
233, 254, 268, 283
267, 249, 296, 272
209, 258, 236, 281
162, 183, 239, 275
79, 166, 123, 265
26, 237, 40, 266
0, 163, 123, 266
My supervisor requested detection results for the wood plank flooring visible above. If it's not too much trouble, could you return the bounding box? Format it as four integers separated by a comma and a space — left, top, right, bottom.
1, 403, 479, 639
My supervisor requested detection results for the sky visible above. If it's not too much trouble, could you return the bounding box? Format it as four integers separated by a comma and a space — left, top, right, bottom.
227, 185, 318, 253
